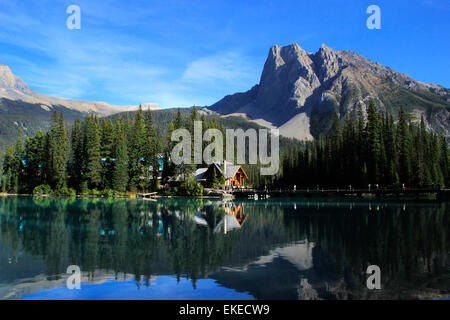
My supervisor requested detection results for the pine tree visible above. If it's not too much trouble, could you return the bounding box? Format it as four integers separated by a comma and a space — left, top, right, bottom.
2, 130, 24, 193
144, 108, 160, 188
210, 166, 219, 189
439, 136, 449, 187
187, 106, 201, 174
111, 115, 123, 159
100, 119, 115, 158
47, 111, 68, 191
71, 119, 84, 190
24, 128, 46, 190
2, 146, 16, 193
397, 107, 412, 186
129, 106, 147, 191
366, 100, 383, 184
173, 109, 183, 130
112, 136, 129, 192
168, 109, 193, 182
328, 113, 343, 185
414, 116, 428, 186
343, 110, 359, 185
356, 103, 368, 186
84, 114, 102, 189
161, 151, 174, 183
100, 118, 115, 189
383, 114, 398, 186
124, 113, 131, 144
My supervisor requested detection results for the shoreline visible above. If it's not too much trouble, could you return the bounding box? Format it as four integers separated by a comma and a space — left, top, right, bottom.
1, 192, 448, 202
0, 193, 225, 200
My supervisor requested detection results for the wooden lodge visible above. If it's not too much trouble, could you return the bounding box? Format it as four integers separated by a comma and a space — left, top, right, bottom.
194, 161, 248, 188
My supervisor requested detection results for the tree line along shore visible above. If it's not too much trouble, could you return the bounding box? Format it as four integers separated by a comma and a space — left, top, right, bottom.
0, 101, 448, 197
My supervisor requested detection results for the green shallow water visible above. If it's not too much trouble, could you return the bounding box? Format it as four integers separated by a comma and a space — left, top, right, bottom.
0, 196, 449, 300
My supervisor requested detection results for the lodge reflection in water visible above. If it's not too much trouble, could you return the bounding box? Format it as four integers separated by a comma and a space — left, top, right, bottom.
0, 197, 449, 299
194, 203, 248, 234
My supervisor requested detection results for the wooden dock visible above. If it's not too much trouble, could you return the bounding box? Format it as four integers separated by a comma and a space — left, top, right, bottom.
232, 188, 450, 200
138, 192, 158, 199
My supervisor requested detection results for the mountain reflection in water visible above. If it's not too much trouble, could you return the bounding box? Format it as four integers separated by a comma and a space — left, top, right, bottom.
0, 196, 448, 300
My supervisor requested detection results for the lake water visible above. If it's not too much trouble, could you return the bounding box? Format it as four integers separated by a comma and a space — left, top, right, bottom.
0, 196, 448, 300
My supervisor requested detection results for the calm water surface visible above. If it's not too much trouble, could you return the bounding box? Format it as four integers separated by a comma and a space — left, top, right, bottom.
0, 196, 448, 300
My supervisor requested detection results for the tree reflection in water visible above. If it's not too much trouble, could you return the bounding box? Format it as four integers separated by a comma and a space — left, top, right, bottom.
0, 197, 448, 299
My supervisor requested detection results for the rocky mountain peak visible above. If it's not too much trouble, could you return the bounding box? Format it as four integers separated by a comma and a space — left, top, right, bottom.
267, 43, 313, 70
314, 44, 340, 82
318, 43, 335, 53
0, 64, 33, 95
210, 43, 450, 142
266, 45, 285, 70
257, 43, 320, 121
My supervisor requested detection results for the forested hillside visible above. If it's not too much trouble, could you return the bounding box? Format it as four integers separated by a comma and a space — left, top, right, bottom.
1, 101, 448, 195
0, 98, 85, 153
0, 106, 294, 194
276, 102, 449, 189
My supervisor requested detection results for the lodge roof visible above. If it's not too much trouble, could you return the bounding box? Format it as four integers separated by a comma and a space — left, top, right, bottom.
194, 168, 208, 181
213, 161, 243, 180
194, 162, 245, 181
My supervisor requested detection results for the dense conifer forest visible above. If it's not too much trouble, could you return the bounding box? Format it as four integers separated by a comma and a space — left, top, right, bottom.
276, 102, 449, 189
0, 101, 448, 195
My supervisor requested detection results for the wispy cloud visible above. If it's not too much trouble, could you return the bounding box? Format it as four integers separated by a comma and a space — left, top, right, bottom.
182, 52, 254, 84
0, 0, 261, 107
0, 1, 166, 102
1, 0, 446, 107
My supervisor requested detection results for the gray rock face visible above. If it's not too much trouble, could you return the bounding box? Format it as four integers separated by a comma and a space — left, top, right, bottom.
0, 64, 33, 96
314, 44, 340, 83
255, 44, 320, 123
209, 43, 450, 141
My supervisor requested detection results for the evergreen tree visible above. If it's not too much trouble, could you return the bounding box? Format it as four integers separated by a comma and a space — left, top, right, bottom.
2, 103, 448, 195
210, 166, 219, 189
397, 107, 412, 186
71, 119, 84, 190
47, 112, 69, 191
144, 108, 159, 183
161, 151, 174, 183
100, 119, 115, 158
440, 136, 449, 187
100, 118, 115, 189
83, 114, 102, 189
383, 114, 398, 186
2, 130, 24, 193
112, 114, 129, 192
112, 136, 129, 192
366, 101, 384, 184
129, 106, 147, 191
24, 128, 46, 190
173, 108, 183, 130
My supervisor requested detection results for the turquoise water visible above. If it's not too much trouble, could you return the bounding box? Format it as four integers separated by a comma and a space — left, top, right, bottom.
0, 196, 448, 300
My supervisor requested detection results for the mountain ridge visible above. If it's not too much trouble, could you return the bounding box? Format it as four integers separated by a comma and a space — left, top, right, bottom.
208, 43, 450, 141
0, 64, 162, 150
0, 64, 161, 117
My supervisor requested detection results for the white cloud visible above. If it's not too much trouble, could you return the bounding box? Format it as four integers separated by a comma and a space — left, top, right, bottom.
182, 52, 254, 85
0, 1, 262, 108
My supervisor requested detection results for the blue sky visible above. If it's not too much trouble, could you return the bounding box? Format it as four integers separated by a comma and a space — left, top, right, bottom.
0, 0, 448, 108
21, 276, 255, 300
